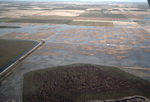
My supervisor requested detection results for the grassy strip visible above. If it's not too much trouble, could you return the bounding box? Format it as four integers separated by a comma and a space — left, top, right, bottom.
7, 16, 74, 24
0, 9, 10, 11
86, 10, 103, 13
130, 10, 148, 12
69, 21, 114, 27
20, 16, 75, 20
0, 18, 14, 23
52, 7, 87, 10
79, 13, 127, 18
23, 64, 150, 102
0, 26, 21, 28
8, 19, 72, 24
112, 9, 120, 11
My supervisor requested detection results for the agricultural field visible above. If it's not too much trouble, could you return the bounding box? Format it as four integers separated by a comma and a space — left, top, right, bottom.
68, 21, 114, 27
0, 1, 150, 102
0, 39, 39, 73
23, 64, 150, 102
79, 13, 127, 18
0, 26, 21, 28
0, 18, 13, 23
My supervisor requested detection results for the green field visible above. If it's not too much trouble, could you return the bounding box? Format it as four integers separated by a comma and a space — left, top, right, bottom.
0, 26, 21, 28
79, 13, 127, 18
86, 10, 103, 13
0, 18, 13, 23
0, 9, 10, 11
23, 64, 150, 102
8, 16, 74, 24
130, 10, 148, 12
11, 16, 75, 20
79, 9, 126, 18
52, 7, 87, 10
9, 19, 72, 24
112, 9, 120, 11
69, 21, 114, 27
0, 39, 38, 71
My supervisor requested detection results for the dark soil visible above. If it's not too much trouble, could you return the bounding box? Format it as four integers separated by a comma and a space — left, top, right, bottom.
0, 26, 21, 28
0, 39, 38, 71
23, 64, 150, 102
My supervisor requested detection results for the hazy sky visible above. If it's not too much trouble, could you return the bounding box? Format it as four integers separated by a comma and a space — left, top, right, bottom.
0, 0, 147, 2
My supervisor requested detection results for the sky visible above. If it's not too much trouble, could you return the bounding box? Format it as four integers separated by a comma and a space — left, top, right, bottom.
0, 0, 147, 2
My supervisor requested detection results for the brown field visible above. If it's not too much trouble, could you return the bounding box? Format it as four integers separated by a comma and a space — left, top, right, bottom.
0, 39, 38, 71
23, 64, 150, 102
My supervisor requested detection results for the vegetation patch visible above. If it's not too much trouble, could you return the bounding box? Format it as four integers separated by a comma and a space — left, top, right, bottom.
52, 7, 87, 10
0, 39, 38, 72
0, 9, 10, 11
0, 26, 21, 29
69, 21, 114, 27
23, 64, 150, 102
7, 16, 74, 24
0, 18, 14, 23
86, 9, 111, 14
83, 10, 103, 13
21, 16, 75, 20
79, 13, 127, 18
8, 18, 72, 24
130, 10, 148, 12
112, 9, 120, 11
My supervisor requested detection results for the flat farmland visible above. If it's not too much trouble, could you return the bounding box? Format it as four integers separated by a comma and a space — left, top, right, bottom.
0, 1, 150, 102
9, 18, 72, 24
23, 64, 150, 102
69, 21, 114, 27
75, 17, 129, 21
7, 15, 75, 24
52, 7, 87, 10
0, 39, 39, 73
0, 26, 21, 28
0, 18, 13, 23
79, 13, 127, 18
